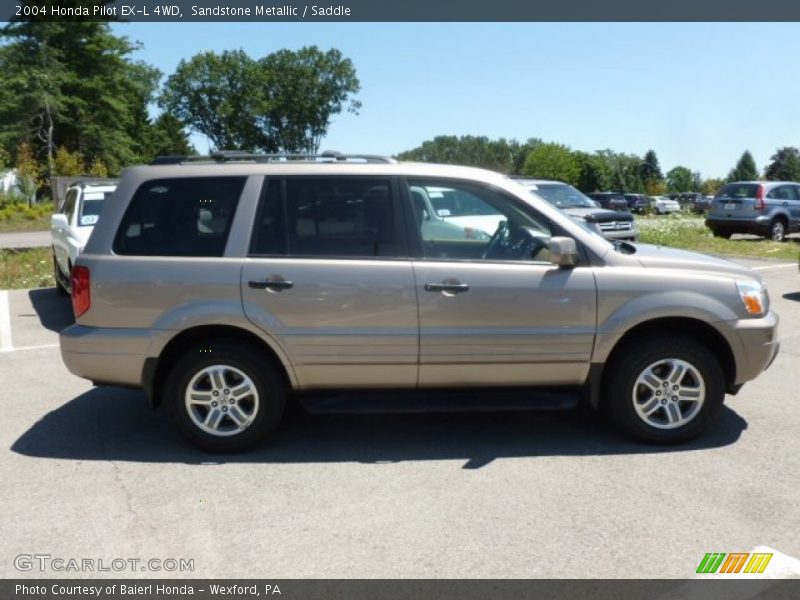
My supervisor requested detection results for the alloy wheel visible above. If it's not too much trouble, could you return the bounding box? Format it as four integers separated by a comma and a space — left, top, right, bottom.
632, 358, 705, 429
185, 365, 260, 437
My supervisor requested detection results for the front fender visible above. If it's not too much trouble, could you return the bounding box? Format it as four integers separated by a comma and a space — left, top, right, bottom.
592, 289, 740, 364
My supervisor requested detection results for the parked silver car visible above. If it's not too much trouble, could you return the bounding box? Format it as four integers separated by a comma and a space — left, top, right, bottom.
705, 181, 800, 241
59, 153, 779, 452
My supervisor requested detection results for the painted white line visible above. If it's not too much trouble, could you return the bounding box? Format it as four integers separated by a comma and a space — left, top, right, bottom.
0, 290, 13, 352
0, 343, 59, 354
752, 264, 797, 271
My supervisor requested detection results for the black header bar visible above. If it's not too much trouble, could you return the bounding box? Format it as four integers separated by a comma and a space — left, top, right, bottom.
5, 0, 800, 22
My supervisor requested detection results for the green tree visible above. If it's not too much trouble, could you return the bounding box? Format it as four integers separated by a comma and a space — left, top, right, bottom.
700, 177, 725, 196
397, 135, 517, 172
510, 138, 542, 175
764, 146, 800, 181
16, 142, 42, 205
727, 150, 758, 182
640, 149, 664, 194
0, 13, 158, 177
160, 50, 262, 151
161, 46, 360, 153
149, 113, 195, 158
259, 46, 361, 153
574, 151, 611, 192
53, 146, 85, 176
666, 166, 694, 193
521, 143, 580, 185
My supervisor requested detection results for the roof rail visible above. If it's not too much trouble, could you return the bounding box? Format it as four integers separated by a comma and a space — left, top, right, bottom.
68, 178, 120, 187
151, 150, 397, 165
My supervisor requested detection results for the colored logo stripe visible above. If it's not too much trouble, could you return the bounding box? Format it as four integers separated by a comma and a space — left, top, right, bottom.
744, 553, 773, 574
719, 553, 749, 573
697, 553, 726, 573
696, 552, 773, 574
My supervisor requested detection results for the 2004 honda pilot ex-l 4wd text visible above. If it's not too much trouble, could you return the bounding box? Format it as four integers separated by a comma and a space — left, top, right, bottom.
60, 153, 779, 452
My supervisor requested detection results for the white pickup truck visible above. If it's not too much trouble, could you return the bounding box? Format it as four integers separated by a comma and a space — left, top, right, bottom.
51, 181, 117, 294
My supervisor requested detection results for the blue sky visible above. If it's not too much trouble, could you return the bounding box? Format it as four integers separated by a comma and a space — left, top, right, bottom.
113, 22, 800, 178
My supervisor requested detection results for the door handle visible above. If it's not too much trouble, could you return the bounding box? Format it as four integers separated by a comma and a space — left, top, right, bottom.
424, 282, 470, 293
249, 279, 293, 291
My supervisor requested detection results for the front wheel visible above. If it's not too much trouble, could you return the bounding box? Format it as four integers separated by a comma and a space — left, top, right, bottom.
605, 336, 725, 444
165, 340, 286, 452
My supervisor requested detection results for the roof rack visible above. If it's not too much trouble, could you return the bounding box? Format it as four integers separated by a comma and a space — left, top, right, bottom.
69, 178, 120, 187
151, 150, 397, 165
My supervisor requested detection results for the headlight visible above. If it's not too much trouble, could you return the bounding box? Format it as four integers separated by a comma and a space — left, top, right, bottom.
736, 280, 769, 316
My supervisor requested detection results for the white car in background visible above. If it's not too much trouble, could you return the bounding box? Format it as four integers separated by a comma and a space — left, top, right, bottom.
51, 180, 117, 294
424, 185, 506, 236
652, 195, 681, 214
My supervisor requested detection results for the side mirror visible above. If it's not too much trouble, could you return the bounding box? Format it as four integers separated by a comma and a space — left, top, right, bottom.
550, 236, 578, 268
51, 214, 68, 228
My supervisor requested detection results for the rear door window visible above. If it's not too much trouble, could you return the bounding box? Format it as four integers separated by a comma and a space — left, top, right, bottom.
278, 177, 400, 258
113, 177, 246, 256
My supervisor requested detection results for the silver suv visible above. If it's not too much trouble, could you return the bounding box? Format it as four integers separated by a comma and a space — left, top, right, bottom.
705, 181, 800, 241
59, 153, 780, 452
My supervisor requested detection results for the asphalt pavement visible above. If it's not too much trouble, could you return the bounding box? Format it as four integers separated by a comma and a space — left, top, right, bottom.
0, 230, 50, 250
0, 258, 798, 579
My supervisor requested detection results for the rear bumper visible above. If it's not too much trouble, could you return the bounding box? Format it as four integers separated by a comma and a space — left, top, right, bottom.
705, 215, 772, 233
728, 310, 780, 385
60, 324, 151, 388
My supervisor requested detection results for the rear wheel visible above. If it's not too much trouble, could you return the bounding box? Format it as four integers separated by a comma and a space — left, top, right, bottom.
769, 218, 787, 242
711, 229, 731, 239
165, 340, 286, 452
605, 336, 725, 444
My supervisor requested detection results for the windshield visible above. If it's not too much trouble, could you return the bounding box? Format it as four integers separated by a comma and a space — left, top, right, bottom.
527, 183, 597, 209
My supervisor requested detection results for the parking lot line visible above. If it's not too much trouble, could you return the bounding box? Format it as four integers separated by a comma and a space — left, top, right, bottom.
752, 264, 797, 271
4, 343, 59, 353
0, 290, 12, 352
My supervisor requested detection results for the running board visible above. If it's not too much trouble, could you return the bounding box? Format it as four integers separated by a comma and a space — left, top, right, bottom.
297, 388, 581, 414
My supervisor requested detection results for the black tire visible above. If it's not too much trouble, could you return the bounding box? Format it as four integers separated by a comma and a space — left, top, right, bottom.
53, 254, 69, 296
165, 340, 286, 452
711, 229, 731, 239
604, 336, 725, 444
769, 218, 787, 242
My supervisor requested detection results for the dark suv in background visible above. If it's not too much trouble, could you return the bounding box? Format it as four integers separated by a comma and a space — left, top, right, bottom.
705, 181, 800, 241
624, 193, 651, 214
586, 192, 629, 212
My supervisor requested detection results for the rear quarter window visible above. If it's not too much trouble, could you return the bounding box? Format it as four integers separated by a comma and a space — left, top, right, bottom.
113, 177, 246, 257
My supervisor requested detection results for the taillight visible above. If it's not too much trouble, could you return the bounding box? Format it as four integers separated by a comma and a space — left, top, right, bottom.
755, 184, 765, 210
71, 266, 91, 318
